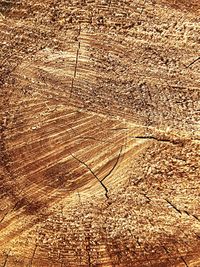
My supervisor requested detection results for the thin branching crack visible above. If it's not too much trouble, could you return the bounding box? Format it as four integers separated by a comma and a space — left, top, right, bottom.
162, 246, 169, 254
184, 211, 200, 222
110, 127, 129, 131
184, 210, 190, 216
0, 211, 9, 224
2, 255, 8, 267
28, 244, 38, 267
186, 56, 200, 68
132, 135, 180, 145
180, 256, 189, 267
140, 193, 151, 202
77, 190, 82, 205
192, 214, 200, 222
101, 146, 123, 182
165, 199, 182, 214
71, 153, 109, 199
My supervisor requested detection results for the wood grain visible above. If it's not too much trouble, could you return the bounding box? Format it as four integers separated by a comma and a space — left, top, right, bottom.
0, 0, 199, 266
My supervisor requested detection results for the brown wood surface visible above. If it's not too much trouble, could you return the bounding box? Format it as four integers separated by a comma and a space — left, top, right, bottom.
0, 0, 200, 266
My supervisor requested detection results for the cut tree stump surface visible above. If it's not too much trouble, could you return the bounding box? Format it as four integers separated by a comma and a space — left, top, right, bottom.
0, 0, 200, 266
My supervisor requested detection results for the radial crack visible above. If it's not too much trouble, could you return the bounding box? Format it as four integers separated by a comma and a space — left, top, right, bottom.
0, 211, 9, 224
180, 256, 189, 267
165, 199, 182, 214
71, 153, 109, 199
186, 56, 200, 68
132, 135, 180, 145
28, 244, 38, 267
192, 214, 200, 222
110, 127, 128, 131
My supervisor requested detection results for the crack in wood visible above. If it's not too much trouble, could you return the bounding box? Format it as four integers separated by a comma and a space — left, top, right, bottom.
0, 210, 9, 224
132, 135, 181, 145
180, 256, 189, 267
28, 244, 38, 267
195, 234, 200, 240
134, 136, 171, 142
70, 26, 81, 99
162, 246, 169, 254
192, 214, 200, 222
71, 153, 109, 199
110, 127, 129, 131
184, 211, 200, 222
165, 199, 182, 214
101, 146, 123, 182
77, 190, 82, 205
186, 57, 200, 68
2, 249, 11, 267
140, 193, 151, 202
184, 210, 190, 216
